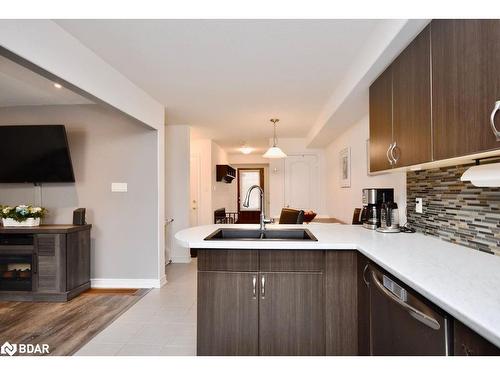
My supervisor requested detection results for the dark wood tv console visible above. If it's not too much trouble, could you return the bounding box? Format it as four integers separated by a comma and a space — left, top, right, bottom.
0, 224, 92, 302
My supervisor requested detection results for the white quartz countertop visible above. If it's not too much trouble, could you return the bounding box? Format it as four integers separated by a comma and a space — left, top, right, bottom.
175, 223, 500, 347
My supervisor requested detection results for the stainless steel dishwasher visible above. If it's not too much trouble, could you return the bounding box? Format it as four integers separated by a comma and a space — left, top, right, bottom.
367, 265, 451, 355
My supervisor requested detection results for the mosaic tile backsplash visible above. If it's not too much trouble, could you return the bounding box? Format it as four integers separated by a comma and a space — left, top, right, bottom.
407, 164, 500, 256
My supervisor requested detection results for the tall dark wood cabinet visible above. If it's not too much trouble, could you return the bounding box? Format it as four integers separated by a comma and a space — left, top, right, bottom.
432, 19, 500, 160
392, 25, 432, 167
369, 67, 393, 172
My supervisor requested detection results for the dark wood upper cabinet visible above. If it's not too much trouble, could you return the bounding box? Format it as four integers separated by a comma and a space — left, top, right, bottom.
369, 66, 393, 172
432, 19, 500, 159
392, 25, 432, 167
259, 272, 325, 356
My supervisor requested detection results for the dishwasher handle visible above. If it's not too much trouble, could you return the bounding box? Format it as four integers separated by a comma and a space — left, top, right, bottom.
370, 269, 441, 331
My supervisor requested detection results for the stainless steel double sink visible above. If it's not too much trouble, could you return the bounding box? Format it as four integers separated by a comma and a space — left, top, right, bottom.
204, 228, 318, 241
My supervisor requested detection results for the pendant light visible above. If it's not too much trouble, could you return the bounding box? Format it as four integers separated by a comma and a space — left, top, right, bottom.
263, 118, 287, 158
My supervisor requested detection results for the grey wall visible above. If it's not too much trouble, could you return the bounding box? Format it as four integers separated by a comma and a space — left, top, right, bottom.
407, 164, 500, 256
0, 104, 158, 279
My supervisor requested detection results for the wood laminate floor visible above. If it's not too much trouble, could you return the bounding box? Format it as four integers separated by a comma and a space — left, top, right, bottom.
0, 288, 148, 356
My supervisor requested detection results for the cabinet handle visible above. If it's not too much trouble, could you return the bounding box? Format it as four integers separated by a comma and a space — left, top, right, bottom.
386, 143, 394, 165
261, 275, 266, 299
462, 343, 474, 356
362, 264, 370, 286
252, 275, 257, 299
490, 100, 500, 141
391, 142, 399, 165
370, 269, 441, 330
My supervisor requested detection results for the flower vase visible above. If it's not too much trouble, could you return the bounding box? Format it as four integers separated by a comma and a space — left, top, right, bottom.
2, 218, 41, 227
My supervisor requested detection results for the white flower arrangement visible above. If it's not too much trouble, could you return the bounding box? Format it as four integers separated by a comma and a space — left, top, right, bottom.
0, 204, 47, 223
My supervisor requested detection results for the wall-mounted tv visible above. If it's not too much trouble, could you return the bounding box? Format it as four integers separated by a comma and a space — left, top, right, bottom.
0, 125, 75, 183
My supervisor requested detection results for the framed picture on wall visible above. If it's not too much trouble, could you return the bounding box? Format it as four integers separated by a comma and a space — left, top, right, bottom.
340, 147, 351, 188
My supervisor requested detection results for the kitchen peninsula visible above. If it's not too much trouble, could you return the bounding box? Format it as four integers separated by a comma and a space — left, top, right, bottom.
176, 223, 500, 356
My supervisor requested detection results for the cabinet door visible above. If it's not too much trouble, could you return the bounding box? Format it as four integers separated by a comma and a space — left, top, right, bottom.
392, 25, 432, 167
369, 66, 393, 172
197, 271, 258, 355
259, 272, 325, 355
35, 234, 66, 293
357, 254, 371, 355
66, 230, 90, 291
325, 251, 358, 355
454, 320, 500, 356
432, 19, 500, 159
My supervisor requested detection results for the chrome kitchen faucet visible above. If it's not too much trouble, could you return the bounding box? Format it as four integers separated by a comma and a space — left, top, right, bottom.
243, 185, 272, 231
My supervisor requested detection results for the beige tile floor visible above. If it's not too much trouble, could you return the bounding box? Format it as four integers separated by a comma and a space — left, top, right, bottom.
75, 260, 197, 356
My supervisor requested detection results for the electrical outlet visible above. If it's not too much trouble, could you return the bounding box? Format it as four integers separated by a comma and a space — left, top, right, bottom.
111, 182, 128, 192
415, 198, 423, 214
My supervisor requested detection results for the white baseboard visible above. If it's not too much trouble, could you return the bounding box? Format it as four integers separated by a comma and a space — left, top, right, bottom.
91, 277, 165, 289
170, 255, 192, 264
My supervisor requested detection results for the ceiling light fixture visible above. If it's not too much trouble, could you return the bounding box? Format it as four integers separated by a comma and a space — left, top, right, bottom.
53, 83, 62, 89
239, 144, 253, 155
263, 118, 287, 159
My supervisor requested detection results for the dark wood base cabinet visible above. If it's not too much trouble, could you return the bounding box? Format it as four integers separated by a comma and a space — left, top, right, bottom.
0, 225, 91, 302
196, 249, 500, 356
197, 249, 327, 356
454, 321, 500, 356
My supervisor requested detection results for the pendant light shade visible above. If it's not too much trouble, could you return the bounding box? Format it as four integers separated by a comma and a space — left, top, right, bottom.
263, 146, 287, 158
263, 118, 287, 159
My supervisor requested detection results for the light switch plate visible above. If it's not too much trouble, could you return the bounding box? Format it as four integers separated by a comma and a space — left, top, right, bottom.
111, 182, 128, 192
415, 197, 423, 214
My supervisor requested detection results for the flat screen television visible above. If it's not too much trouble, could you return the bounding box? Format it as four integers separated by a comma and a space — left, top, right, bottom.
0, 125, 75, 183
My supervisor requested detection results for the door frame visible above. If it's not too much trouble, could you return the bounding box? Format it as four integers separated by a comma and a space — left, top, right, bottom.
189, 153, 201, 227
237, 168, 264, 223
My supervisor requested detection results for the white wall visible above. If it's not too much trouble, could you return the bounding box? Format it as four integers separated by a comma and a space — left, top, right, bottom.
0, 20, 164, 130
0, 105, 160, 285
0, 20, 167, 285
325, 114, 407, 224
228, 153, 269, 165
191, 139, 212, 225
268, 138, 328, 218
165, 125, 191, 263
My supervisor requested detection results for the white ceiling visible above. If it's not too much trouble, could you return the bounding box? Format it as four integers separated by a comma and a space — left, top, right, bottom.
0, 55, 94, 107
56, 19, 384, 152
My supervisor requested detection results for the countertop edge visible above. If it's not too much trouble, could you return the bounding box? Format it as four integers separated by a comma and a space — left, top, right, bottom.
175, 223, 500, 348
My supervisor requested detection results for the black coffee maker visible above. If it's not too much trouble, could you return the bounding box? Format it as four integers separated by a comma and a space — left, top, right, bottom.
361, 188, 394, 230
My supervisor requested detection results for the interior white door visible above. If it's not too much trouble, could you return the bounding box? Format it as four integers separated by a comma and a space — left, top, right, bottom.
190, 153, 201, 226
284, 155, 319, 211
